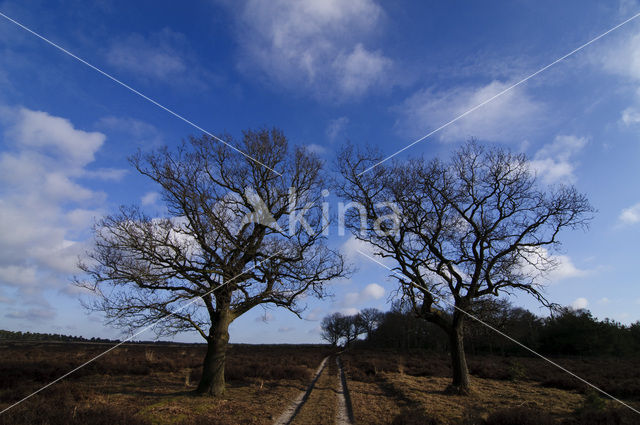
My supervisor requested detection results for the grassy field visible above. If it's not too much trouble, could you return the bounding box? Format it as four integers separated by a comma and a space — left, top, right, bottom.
1, 342, 639, 424
0, 341, 328, 425
342, 349, 640, 424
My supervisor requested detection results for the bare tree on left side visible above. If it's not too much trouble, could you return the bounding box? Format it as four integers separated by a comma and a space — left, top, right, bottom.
76, 129, 348, 396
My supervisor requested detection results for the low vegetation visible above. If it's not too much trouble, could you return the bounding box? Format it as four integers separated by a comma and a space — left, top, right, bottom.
2, 341, 639, 424
341, 348, 640, 424
0, 342, 328, 425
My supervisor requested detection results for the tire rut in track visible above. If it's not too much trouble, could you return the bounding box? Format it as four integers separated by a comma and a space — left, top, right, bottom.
273, 356, 329, 425
335, 355, 355, 425
272, 355, 355, 425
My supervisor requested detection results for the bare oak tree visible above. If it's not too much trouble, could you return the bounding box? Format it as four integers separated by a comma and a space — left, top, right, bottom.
359, 307, 384, 340
320, 312, 367, 348
77, 129, 347, 396
335, 141, 593, 394
320, 312, 344, 346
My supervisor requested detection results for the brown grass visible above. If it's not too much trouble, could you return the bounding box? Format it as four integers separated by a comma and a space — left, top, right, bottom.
3, 342, 640, 424
0, 342, 329, 425
291, 359, 338, 425
342, 349, 640, 425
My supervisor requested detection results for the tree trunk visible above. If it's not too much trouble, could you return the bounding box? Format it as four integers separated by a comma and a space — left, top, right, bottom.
448, 317, 471, 394
195, 307, 232, 396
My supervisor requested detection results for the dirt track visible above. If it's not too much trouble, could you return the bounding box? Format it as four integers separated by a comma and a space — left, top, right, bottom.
273, 355, 354, 425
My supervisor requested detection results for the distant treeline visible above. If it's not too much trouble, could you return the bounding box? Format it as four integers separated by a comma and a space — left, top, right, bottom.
0, 330, 201, 345
355, 300, 640, 357
0, 330, 118, 343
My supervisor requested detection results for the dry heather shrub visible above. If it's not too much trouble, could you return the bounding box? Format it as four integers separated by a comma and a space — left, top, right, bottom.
144, 349, 155, 362
390, 408, 441, 425
485, 407, 556, 425
0, 382, 148, 425
564, 407, 638, 425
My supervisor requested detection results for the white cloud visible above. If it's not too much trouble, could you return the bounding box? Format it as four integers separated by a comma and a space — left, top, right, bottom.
598, 31, 640, 82
304, 144, 327, 155
595, 29, 640, 125
548, 254, 589, 281
619, 202, 640, 225
96, 116, 163, 148
570, 297, 589, 310
105, 28, 210, 89
341, 236, 378, 261
326, 116, 349, 142
619, 0, 639, 15
4, 108, 105, 167
5, 307, 56, 321
233, 0, 392, 99
141, 191, 161, 206
106, 29, 187, 82
361, 283, 385, 300
339, 307, 360, 316
84, 168, 128, 181
598, 297, 611, 304
305, 307, 324, 321
0, 265, 38, 287
342, 283, 385, 309
332, 44, 392, 97
0, 106, 109, 302
529, 135, 587, 184
397, 80, 544, 142
621, 107, 640, 125
520, 247, 589, 283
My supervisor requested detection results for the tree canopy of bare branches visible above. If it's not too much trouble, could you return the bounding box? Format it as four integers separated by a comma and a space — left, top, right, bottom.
77, 129, 347, 396
335, 140, 594, 393
320, 311, 371, 348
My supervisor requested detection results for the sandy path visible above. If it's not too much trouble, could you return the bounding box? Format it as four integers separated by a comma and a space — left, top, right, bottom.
273, 356, 329, 425
335, 356, 354, 425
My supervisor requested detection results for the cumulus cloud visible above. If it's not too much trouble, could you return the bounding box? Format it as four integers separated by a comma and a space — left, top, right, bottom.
594, 29, 640, 123
333, 44, 392, 97
342, 283, 385, 310
520, 247, 589, 283
0, 106, 110, 304
529, 135, 587, 184
547, 254, 589, 281
396, 80, 544, 142
619, 202, 640, 225
340, 236, 381, 262
141, 191, 161, 206
232, 0, 393, 100
621, 107, 640, 125
339, 307, 360, 316
4, 108, 105, 167
361, 283, 385, 300
597, 31, 640, 82
570, 297, 589, 310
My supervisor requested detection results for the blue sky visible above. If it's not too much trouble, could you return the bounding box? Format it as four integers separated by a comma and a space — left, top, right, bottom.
1, 0, 640, 343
